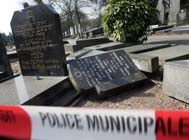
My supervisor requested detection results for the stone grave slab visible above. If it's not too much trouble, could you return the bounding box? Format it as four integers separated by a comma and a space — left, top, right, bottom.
89, 42, 127, 51
0, 75, 78, 105
66, 48, 95, 61
68, 50, 147, 96
139, 45, 189, 66
129, 54, 159, 73
11, 4, 67, 76
73, 37, 113, 52
0, 34, 13, 80
67, 47, 159, 73
163, 60, 189, 103
123, 43, 172, 54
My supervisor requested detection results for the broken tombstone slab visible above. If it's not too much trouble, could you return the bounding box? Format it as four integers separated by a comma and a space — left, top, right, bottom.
72, 37, 113, 52
163, 60, 189, 103
68, 50, 147, 96
11, 4, 67, 76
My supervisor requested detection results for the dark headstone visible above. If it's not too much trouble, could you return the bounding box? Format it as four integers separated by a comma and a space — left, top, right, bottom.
68, 50, 147, 96
0, 34, 13, 79
11, 4, 67, 76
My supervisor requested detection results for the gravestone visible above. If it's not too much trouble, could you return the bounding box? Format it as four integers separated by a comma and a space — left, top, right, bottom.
68, 50, 147, 96
11, 4, 67, 76
0, 34, 13, 80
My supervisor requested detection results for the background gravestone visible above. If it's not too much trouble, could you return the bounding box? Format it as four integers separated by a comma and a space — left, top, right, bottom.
0, 34, 13, 80
68, 50, 147, 96
177, 10, 189, 25
11, 4, 67, 76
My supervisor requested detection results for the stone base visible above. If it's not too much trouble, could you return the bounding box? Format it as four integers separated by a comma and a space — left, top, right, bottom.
0, 75, 78, 105
163, 60, 189, 103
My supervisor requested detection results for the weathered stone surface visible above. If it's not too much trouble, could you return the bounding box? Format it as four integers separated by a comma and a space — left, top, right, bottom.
0, 76, 76, 105
163, 60, 189, 103
11, 4, 67, 76
140, 45, 189, 66
66, 48, 95, 61
68, 50, 147, 96
67, 47, 159, 73
129, 54, 159, 73
91, 42, 127, 51
124, 43, 172, 54
81, 50, 105, 58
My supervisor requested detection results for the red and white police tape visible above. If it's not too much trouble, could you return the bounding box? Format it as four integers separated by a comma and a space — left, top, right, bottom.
0, 106, 189, 140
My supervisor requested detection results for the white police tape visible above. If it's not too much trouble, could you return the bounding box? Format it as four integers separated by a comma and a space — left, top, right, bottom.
0, 106, 188, 140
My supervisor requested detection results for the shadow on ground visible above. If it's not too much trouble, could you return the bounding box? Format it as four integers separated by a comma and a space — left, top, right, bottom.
78, 80, 156, 106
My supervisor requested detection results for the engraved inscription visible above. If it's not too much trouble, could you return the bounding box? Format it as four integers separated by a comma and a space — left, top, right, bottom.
69, 50, 139, 88
11, 5, 66, 76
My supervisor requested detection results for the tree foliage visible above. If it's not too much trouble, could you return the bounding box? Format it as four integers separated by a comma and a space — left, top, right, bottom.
103, 0, 158, 43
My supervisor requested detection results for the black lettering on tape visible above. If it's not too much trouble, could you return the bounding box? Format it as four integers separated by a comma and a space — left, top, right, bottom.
74, 114, 83, 130
0, 110, 16, 123
179, 117, 189, 136
47, 113, 56, 127
155, 117, 166, 135
39, 112, 47, 126
109, 116, 121, 132
127, 116, 137, 134
86, 115, 100, 131
60, 114, 67, 128
39, 112, 84, 130
138, 117, 143, 134
99, 115, 109, 132
65, 114, 75, 129
121, 116, 126, 132
167, 118, 177, 136
144, 117, 154, 134
54, 113, 64, 128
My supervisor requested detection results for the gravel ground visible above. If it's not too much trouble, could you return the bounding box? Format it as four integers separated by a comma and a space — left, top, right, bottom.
81, 80, 189, 110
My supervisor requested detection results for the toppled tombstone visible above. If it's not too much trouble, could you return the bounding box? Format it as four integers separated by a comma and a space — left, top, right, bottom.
163, 60, 189, 103
0, 34, 13, 80
11, 4, 67, 76
68, 50, 147, 96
